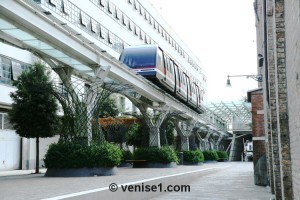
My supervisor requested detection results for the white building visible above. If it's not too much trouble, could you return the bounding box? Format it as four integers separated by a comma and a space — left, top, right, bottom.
0, 0, 206, 170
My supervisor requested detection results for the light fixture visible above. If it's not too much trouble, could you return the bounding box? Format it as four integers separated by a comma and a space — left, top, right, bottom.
226, 54, 264, 87
226, 74, 263, 87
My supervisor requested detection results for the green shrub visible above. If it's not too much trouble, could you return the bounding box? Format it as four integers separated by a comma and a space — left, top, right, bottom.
134, 146, 179, 164
181, 150, 204, 163
203, 150, 219, 161
121, 150, 133, 162
44, 142, 122, 168
216, 151, 228, 160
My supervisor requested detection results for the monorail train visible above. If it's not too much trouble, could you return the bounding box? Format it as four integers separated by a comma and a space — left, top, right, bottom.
119, 45, 203, 112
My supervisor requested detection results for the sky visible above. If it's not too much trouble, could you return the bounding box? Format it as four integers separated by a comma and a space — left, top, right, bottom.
148, 0, 258, 102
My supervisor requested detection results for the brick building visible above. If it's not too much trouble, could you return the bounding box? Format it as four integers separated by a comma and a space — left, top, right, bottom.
254, 0, 300, 199
247, 88, 268, 186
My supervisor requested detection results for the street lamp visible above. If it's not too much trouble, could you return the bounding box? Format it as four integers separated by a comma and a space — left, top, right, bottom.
226, 74, 262, 87
226, 54, 264, 87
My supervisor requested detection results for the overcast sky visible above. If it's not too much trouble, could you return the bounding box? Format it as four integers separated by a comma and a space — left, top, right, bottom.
149, 0, 258, 102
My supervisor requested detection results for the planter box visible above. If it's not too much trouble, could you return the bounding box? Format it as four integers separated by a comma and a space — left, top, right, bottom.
204, 160, 218, 163
45, 167, 117, 177
133, 162, 177, 168
183, 162, 203, 166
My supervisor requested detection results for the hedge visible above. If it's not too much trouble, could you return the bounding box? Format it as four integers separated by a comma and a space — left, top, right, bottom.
44, 142, 122, 168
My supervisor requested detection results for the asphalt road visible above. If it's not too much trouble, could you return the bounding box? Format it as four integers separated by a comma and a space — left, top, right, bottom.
0, 162, 274, 200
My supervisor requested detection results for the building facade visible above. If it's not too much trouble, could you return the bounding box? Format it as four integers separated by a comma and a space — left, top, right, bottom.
0, 0, 207, 170
254, 0, 300, 199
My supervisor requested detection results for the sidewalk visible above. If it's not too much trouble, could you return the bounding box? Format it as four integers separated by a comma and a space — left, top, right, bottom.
0, 162, 274, 200
0, 169, 47, 177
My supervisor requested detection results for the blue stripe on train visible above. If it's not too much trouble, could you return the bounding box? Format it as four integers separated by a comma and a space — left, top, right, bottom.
136, 71, 156, 77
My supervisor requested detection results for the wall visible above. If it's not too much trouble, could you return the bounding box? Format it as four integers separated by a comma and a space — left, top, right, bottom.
249, 89, 268, 186
285, 0, 300, 198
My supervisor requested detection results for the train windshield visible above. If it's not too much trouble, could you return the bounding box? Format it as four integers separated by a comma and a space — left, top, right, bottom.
119, 47, 156, 68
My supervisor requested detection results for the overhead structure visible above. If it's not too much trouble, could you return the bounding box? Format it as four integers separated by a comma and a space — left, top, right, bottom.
204, 101, 252, 131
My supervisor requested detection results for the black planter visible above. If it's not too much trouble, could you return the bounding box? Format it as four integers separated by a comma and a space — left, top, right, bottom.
183, 161, 203, 166
45, 167, 117, 177
133, 162, 177, 168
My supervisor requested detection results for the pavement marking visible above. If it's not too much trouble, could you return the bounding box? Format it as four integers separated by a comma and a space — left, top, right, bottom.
42, 165, 231, 200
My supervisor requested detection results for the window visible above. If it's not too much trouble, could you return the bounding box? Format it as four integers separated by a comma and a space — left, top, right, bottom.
99, 25, 106, 39
134, 0, 138, 10
114, 7, 119, 20
169, 60, 174, 75
107, 32, 113, 44
91, 19, 97, 33
99, 0, 105, 7
122, 14, 127, 26
0, 57, 2, 78
144, 11, 148, 20
49, 0, 57, 7
107, 1, 113, 14
149, 16, 152, 25
1, 57, 12, 84
62, 0, 71, 15
134, 26, 139, 36
80, 11, 88, 27
128, 20, 132, 31
11, 61, 22, 80
0, 113, 13, 130
139, 30, 143, 40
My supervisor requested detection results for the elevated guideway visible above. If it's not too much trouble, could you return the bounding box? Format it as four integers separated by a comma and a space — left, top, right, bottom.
0, 0, 229, 134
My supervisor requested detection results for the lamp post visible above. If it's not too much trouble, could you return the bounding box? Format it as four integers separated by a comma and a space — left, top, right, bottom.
226, 53, 264, 87
226, 74, 262, 87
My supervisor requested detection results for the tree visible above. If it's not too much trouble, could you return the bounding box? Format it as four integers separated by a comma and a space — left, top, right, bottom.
98, 96, 119, 118
9, 62, 59, 173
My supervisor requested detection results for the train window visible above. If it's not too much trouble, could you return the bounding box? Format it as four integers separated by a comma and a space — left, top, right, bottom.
120, 47, 157, 68
157, 48, 163, 68
169, 60, 174, 75
144, 11, 148, 20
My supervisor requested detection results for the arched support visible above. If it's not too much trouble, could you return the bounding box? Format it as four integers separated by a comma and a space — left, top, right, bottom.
216, 134, 224, 150
126, 97, 170, 148
175, 119, 195, 151
229, 133, 236, 161
41, 55, 112, 145
204, 130, 213, 151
